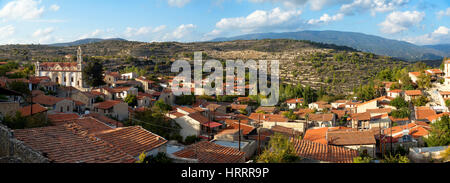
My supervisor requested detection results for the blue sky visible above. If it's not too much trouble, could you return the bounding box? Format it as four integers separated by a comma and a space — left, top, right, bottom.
0, 0, 448, 45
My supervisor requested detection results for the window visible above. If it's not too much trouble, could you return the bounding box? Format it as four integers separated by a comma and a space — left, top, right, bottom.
60, 107, 63, 112
67, 106, 70, 112
71, 77, 74, 82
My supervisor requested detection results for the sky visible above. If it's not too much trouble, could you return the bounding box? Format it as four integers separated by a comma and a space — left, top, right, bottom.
0, 0, 448, 45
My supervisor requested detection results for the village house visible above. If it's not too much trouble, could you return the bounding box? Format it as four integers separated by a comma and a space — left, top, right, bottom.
307, 113, 336, 128
230, 104, 251, 114
303, 126, 355, 145
137, 92, 152, 107
94, 86, 138, 100
350, 112, 371, 130
18, 104, 48, 117
382, 121, 431, 151
387, 89, 403, 98
327, 130, 377, 158
159, 88, 175, 106
93, 100, 129, 121
285, 98, 304, 110
308, 101, 331, 111
0, 87, 23, 119
404, 90, 422, 101
104, 72, 121, 86
121, 72, 138, 80
415, 106, 437, 123
409, 72, 421, 83
331, 100, 349, 109
71, 91, 102, 110
409, 146, 449, 163
135, 76, 157, 93
32, 94, 75, 113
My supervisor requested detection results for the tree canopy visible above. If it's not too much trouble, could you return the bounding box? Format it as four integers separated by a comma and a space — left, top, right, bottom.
82, 59, 106, 88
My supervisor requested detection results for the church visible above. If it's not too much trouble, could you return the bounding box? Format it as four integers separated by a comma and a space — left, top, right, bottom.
35, 47, 87, 90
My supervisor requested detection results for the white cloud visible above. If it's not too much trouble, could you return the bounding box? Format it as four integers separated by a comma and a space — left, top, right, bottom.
50, 4, 60, 11
215, 7, 302, 33
124, 25, 166, 37
32, 27, 56, 43
248, 0, 351, 10
403, 26, 450, 45
379, 10, 425, 34
340, 0, 410, 16
437, 8, 450, 18
32, 27, 54, 37
79, 29, 116, 39
308, 13, 344, 25
0, 25, 15, 39
163, 24, 196, 41
0, 0, 45, 21
167, 0, 192, 8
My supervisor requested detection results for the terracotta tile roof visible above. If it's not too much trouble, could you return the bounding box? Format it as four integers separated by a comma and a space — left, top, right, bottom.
94, 126, 168, 157
303, 127, 354, 145
84, 113, 124, 127
409, 72, 421, 77
29, 76, 50, 84
271, 125, 302, 136
18, 104, 47, 117
48, 113, 80, 124
426, 112, 450, 122
383, 122, 431, 140
188, 112, 211, 124
383, 82, 396, 89
94, 100, 122, 109
255, 106, 277, 113
308, 113, 335, 122
31, 90, 45, 96
389, 116, 410, 123
67, 117, 115, 134
366, 108, 392, 114
178, 106, 198, 114
286, 98, 304, 104
405, 90, 422, 96
106, 72, 120, 77
172, 141, 245, 163
230, 104, 248, 110
224, 119, 255, 135
327, 131, 376, 146
439, 91, 450, 95
350, 112, 371, 121
331, 110, 347, 119
13, 124, 135, 163
415, 106, 437, 121
427, 69, 443, 74
237, 97, 251, 102
33, 95, 66, 106
388, 89, 403, 93
291, 139, 358, 163
248, 113, 289, 122
202, 122, 223, 128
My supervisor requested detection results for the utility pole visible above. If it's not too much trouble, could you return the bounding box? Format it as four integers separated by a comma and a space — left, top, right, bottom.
258, 114, 261, 155
238, 119, 241, 151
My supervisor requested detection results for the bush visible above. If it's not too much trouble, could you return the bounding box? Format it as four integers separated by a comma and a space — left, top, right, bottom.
184, 135, 201, 145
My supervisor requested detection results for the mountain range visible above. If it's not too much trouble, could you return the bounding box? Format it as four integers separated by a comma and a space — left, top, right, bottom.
211, 30, 449, 61
48, 38, 127, 47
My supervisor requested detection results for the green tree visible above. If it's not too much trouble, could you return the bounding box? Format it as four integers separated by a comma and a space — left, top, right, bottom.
383, 154, 410, 163
424, 115, 450, 147
390, 96, 408, 109
390, 108, 410, 118
413, 96, 429, 107
257, 133, 300, 163
416, 73, 432, 89
124, 94, 138, 107
7, 81, 30, 96
82, 59, 105, 88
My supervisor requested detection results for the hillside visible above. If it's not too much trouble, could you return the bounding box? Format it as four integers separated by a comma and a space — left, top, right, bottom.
424, 44, 450, 56
48, 38, 127, 47
0, 39, 409, 94
211, 30, 445, 61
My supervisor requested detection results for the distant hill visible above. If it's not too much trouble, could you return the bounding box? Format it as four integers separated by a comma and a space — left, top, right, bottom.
48, 38, 127, 47
211, 30, 446, 61
423, 44, 450, 57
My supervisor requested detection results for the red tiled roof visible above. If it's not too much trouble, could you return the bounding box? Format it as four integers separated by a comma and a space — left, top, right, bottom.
286, 98, 304, 104
308, 113, 335, 121
331, 110, 347, 119
33, 95, 67, 106
230, 104, 248, 110
404, 90, 422, 96
248, 113, 289, 122
303, 127, 354, 145
388, 89, 403, 93
94, 100, 122, 109
389, 116, 409, 122
409, 72, 421, 77
188, 112, 211, 124
225, 119, 255, 135
291, 139, 358, 163
327, 131, 376, 146
415, 106, 436, 120
366, 108, 392, 114
255, 106, 276, 113
48, 113, 80, 124
178, 106, 198, 114
383, 122, 431, 140
202, 122, 223, 128
18, 104, 47, 117
271, 125, 302, 136
172, 141, 245, 163
84, 113, 124, 127
13, 123, 135, 163
350, 112, 371, 121
94, 126, 167, 157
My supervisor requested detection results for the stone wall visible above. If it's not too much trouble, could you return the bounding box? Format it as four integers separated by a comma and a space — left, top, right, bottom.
0, 124, 49, 163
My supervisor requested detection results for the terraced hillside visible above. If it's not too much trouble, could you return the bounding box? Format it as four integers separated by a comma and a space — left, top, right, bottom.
0, 39, 409, 94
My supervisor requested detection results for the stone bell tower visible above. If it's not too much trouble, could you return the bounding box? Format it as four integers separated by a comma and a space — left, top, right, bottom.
77, 46, 83, 71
